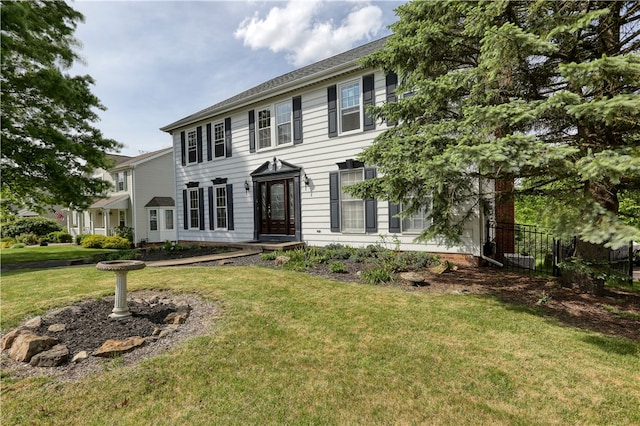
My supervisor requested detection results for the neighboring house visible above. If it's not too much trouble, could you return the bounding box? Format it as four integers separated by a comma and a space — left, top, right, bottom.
160, 37, 493, 261
67, 148, 176, 245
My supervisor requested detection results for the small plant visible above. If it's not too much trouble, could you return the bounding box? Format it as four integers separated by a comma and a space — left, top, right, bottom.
9, 243, 26, 249
361, 264, 394, 285
536, 291, 553, 305
329, 262, 347, 273
45, 231, 73, 243
261, 251, 278, 261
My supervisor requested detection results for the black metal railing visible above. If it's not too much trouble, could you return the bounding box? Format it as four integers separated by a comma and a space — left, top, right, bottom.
484, 222, 632, 278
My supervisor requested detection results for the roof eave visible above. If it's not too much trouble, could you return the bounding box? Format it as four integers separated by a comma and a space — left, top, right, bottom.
160, 60, 367, 134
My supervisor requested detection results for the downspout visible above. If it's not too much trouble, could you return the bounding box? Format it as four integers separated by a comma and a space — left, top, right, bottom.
131, 165, 137, 245
481, 254, 503, 268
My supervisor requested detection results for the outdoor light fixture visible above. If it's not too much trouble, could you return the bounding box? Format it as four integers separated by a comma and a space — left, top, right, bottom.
244, 180, 250, 193
303, 173, 310, 187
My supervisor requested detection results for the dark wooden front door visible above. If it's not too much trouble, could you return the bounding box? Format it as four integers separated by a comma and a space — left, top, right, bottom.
259, 179, 295, 236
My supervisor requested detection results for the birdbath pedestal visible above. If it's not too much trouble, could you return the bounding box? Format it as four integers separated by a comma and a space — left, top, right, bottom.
96, 260, 146, 319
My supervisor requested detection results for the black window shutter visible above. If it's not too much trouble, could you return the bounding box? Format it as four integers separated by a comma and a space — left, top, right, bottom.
329, 172, 340, 232
327, 85, 337, 138
206, 123, 212, 161
196, 126, 203, 163
208, 187, 214, 230
385, 72, 398, 126
388, 202, 401, 233
364, 167, 377, 233
248, 110, 256, 153
226, 183, 234, 230
198, 187, 205, 230
363, 74, 375, 131
180, 131, 186, 166
225, 117, 232, 157
292, 96, 303, 145
182, 189, 188, 229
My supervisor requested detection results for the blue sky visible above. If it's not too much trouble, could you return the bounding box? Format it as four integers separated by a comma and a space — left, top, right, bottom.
70, 0, 404, 157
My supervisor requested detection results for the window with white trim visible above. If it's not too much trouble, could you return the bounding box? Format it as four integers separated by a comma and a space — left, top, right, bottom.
213, 122, 225, 158
255, 100, 293, 150
165, 210, 174, 230
339, 80, 361, 133
189, 189, 199, 229
149, 209, 158, 231
113, 171, 127, 191
118, 211, 125, 227
401, 205, 430, 233
214, 186, 228, 229
340, 169, 365, 233
187, 130, 197, 164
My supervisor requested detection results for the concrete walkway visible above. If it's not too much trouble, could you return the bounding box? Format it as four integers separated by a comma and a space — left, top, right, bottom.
145, 249, 262, 267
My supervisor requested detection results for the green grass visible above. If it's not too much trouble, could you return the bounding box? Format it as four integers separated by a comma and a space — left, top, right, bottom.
0, 245, 116, 264
2, 266, 639, 425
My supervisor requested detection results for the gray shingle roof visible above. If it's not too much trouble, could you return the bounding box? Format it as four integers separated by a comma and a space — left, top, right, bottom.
161, 36, 388, 132
144, 196, 175, 207
114, 147, 173, 168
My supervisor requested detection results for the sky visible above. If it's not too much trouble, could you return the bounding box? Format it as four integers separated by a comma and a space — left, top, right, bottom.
69, 0, 404, 157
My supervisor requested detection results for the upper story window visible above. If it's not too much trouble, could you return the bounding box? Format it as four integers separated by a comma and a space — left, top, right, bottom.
339, 80, 361, 133
213, 122, 225, 158
257, 108, 271, 149
187, 130, 197, 164
276, 101, 292, 145
256, 100, 293, 150
114, 171, 127, 192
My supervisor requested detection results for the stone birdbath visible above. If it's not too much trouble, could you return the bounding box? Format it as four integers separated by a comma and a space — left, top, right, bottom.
96, 260, 146, 319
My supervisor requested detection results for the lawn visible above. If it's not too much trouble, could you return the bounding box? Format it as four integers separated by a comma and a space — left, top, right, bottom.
1, 266, 639, 425
0, 245, 116, 264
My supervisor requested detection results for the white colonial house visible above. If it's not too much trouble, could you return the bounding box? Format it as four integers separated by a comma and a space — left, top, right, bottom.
160, 37, 493, 261
67, 147, 177, 245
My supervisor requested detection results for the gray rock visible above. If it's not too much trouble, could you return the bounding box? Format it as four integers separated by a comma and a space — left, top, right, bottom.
30, 344, 69, 367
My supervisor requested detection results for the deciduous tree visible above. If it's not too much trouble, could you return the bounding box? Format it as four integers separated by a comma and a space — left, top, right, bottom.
1, 0, 121, 214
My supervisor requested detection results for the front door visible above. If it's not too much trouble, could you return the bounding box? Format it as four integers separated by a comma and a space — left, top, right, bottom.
259, 179, 295, 236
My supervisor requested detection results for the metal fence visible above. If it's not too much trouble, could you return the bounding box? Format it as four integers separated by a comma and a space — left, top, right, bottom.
484, 222, 633, 278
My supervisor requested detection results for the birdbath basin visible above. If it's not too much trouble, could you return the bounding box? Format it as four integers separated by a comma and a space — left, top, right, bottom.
96, 260, 146, 319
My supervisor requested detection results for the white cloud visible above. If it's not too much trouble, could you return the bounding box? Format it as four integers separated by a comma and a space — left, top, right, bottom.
234, 0, 383, 67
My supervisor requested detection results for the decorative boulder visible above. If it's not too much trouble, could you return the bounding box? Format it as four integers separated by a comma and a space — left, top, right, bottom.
6, 330, 58, 363
93, 336, 145, 358
399, 272, 427, 286
30, 344, 69, 367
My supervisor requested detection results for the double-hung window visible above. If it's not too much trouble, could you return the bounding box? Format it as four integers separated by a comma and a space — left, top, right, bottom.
214, 186, 228, 229
165, 210, 174, 230
340, 169, 365, 233
113, 171, 127, 191
255, 100, 293, 150
189, 189, 199, 229
213, 122, 225, 158
339, 80, 361, 133
187, 130, 197, 164
257, 108, 271, 149
149, 209, 158, 231
401, 203, 430, 233
276, 102, 292, 145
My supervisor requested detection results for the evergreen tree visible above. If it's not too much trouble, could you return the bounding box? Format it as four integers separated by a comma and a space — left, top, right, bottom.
352, 1, 640, 253
1, 0, 121, 214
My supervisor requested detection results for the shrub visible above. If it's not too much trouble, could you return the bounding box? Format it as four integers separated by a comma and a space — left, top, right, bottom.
329, 262, 347, 273
9, 243, 26, 249
46, 231, 73, 244
393, 251, 438, 272
1, 237, 15, 249
112, 226, 134, 243
1, 216, 62, 238
102, 236, 131, 250
81, 234, 107, 248
16, 233, 40, 246
261, 251, 278, 261
361, 264, 394, 285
